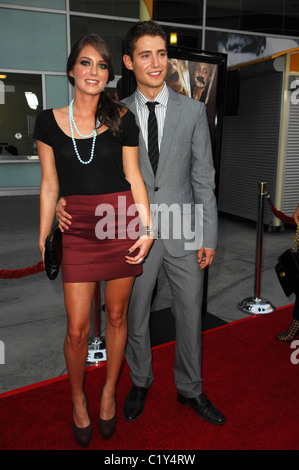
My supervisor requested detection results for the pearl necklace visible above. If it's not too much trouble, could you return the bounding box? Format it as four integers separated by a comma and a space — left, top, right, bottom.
69, 99, 100, 165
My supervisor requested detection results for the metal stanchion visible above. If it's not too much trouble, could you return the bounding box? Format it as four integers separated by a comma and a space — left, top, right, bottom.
238, 182, 276, 315
87, 281, 107, 364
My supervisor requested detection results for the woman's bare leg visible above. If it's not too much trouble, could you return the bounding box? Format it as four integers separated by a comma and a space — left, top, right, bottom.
100, 276, 135, 420
63, 281, 96, 428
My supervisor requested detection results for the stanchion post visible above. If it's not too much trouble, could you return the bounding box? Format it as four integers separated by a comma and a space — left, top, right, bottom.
254, 181, 266, 300
238, 182, 275, 315
87, 281, 107, 364
93, 281, 101, 340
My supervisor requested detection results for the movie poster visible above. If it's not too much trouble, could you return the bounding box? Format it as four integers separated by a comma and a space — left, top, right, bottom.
165, 57, 218, 142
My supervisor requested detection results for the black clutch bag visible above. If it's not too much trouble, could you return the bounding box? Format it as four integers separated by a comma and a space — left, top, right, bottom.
44, 223, 62, 280
275, 224, 299, 297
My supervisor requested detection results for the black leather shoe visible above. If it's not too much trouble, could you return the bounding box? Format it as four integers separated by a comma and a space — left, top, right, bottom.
177, 392, 226, 425
123, 385, 149, 421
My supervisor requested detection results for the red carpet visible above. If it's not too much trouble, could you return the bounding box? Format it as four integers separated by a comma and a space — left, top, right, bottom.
1, 306, 298, 451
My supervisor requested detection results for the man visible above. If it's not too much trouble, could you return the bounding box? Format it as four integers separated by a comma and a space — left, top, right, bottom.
121, 20, 224, 425
57, 21, 225, 425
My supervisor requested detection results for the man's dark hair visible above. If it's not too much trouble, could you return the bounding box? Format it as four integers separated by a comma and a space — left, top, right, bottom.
124, 21, 167, 60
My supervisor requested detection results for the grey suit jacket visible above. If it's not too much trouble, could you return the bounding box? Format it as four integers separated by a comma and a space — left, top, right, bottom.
122, 86, 218, 257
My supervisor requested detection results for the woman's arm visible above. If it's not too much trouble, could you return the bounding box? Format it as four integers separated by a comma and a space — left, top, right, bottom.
122, 145, 154, 264
293, 204, 299, 224
37, 140, 59, 263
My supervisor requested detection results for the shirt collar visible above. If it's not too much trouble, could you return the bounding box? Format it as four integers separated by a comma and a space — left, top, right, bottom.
136, 82, 169, 110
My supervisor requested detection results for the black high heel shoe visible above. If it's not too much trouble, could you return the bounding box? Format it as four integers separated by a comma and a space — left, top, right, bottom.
276, 318, 299, 342
73, 394, 93, 447
98, 387, 117, 439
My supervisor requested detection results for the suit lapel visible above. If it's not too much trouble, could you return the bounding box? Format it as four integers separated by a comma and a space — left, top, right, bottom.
156, 89, 181, 180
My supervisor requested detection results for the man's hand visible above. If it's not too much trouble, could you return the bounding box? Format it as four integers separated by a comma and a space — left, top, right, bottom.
197, 247, 215, 270
56, 198, 72, 232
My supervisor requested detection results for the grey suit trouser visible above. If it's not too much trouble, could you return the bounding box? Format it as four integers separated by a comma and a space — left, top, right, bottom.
126, 238, 204, 398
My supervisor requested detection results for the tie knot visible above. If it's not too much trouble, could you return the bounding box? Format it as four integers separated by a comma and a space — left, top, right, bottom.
146, 101, 158, 111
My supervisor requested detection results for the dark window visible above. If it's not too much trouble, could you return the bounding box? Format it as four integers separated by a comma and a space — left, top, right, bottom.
70, 16, 134, 76
153, 0, 203, 26
206, 0, 241, 30
206, 0, 299, 36
0, 72, 42, 158
70, 0, 139, 18
162, 25, 202, 50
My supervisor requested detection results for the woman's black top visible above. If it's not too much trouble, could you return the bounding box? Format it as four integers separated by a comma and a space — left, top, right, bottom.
33, 108, 139, 196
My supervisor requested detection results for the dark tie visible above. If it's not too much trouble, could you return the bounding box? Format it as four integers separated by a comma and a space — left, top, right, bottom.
146, 101, 159, 175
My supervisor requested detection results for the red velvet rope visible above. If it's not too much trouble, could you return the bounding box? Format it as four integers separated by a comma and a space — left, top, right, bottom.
267, 197, 296, 225
0, 261, 45, 279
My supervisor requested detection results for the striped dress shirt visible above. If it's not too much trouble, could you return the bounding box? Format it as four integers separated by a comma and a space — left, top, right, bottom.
135, 83, 169, 151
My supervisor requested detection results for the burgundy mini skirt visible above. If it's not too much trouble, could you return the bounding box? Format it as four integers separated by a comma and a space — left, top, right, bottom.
61, 190, 142, 283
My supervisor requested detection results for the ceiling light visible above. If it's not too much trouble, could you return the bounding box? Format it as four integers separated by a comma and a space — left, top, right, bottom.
170, 33, 177, 45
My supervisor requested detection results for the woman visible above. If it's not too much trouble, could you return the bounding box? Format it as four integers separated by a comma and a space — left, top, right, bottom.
34, 34, 154, 446
276, 204, 299, 341
191, 62, 214, 103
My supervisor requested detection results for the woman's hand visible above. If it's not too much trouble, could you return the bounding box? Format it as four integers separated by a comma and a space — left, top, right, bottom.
39, 240, 45, 266
293, 204, 299, 224
56, 198, 72, 232
125, 235, 154, 265
122, 145, 154, 266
